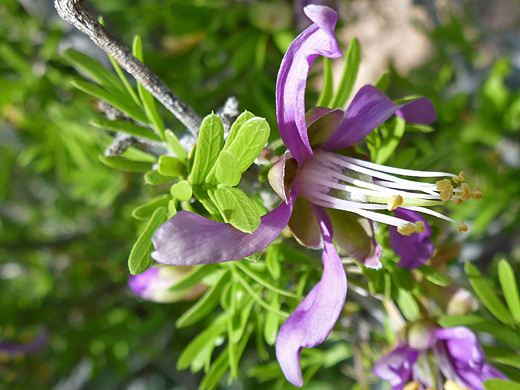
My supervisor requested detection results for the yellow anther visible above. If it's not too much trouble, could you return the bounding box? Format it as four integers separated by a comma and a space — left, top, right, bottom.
440, 187, 454, 202
472, 187, 484, 200
458, 221, 469, 233
444, 380, 470, 390
416, 221, 426, 234
387, 194, 403, 211
460, 183, 472, 201
453, 198, 463, 205
404, 382, 420, 390
398, 223, 417, 236
436, 179, 451, 191
452, 171, 465, 184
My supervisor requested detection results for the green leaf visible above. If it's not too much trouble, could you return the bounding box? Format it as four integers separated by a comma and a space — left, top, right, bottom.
375, 117, 406, 164
213, 187, 261, 233
483, 346, 520, 369
71, 79, 147, 123
98, 155, 153, 173
265, 243, 281, 281
176, 271, 231, 328
177, 313, 228, 371
158, 155, 183, 177
484, 379, 520, 390
396, 289, 419, 320
222, 117, 270, 174
374, 71, 390, 92
190, 113, 224, 185
215, 150, 241, 187
465, 262, 514, 325
386, 260, 414, 291
165, 129, 188, 162
128, 207, 167, 275
330, 37, 360, 108
133, 36, 165, 136
131, 195, 171, 220
420, 265, 451, 286
263, 292, 281, 346
316, 57, 334, 107
107, 54, 141, 107
170, 180, 192, 201
169, 264, 218, 292
90, 119, 161, 142
498, 259, 520, 324
226, 111, 255, 147
64, 48, 129, 100
144, 170, 174, 185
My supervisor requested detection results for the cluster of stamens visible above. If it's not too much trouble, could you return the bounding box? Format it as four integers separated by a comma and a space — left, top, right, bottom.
404, 380, 469, 390
293, 150, 483, 237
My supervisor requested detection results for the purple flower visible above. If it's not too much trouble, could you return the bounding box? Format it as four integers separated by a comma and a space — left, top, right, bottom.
373, 323, 506, 390
128, 266, 206, 303
0, 329, 48, 358
151, 5, 480, 386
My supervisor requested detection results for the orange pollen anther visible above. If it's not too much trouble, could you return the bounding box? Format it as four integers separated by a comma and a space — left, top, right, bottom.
458, 221, 469, 233
387, 194, 403, 211
403, 382, 420, 390
472, 188, 484, 200
460, 183, 472, 201
452, 171, 466, 184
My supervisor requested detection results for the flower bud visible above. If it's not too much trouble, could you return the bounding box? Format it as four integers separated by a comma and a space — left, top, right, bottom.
405, 320, 437, 351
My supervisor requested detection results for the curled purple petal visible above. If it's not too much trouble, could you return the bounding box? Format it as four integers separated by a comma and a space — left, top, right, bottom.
152, 197, 294, 266
373, 346, 419, 390
389, 208, 434, 269
0, 329, 48, 357
322, 85, 436, 152
275, 206, 347, 387
276, 5, 342, 164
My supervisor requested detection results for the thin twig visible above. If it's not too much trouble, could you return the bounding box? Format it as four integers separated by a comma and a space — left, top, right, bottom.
216, 96, 239, 133
54, 0, 202, 136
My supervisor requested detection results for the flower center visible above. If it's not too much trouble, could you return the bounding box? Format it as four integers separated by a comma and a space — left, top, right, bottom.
294, 150, 480, 235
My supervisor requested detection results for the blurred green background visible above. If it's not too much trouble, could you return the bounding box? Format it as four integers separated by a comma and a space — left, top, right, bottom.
1, 0, 519, 389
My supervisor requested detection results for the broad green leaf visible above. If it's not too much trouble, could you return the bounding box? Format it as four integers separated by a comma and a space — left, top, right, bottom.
128, 207, 167, 275
170, 180, 192, 201
90, 119, 161, 142
165, 129, 188, 162
316, 57, 333, 107
465, 262, 514, 325
98, 155, 153, 173
420, 265, 451, 286
385, 260, 414, 291
330, 37, 360, 108
177, 313, 228, 371
144, 170, 174, 185
484, 379, 520, 390
375, 117, 406, 164
190, 113, 224, 185
176, 271, 231, 328
215, 150, 241, 187
133, 36, 165, 136
63, 48, 129, 100
158, 155, 183, 177
214, 187, 261, 233
169, 264, 218, 292
222, 117, 270, 174
439, 314, 520, 348
226, 111, 255, 146
497, 259, 520, 324
396, 289, 419, 320
131, 194, 171, 220
72, 79, 148, 123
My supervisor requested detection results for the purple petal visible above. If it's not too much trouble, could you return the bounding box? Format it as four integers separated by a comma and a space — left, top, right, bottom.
276, 5, 342, 164
128, 266, 205, 303
152, 197, 294, 266
435, 326, 485, 364
373, 346, 419, 390
389, 208, 434, 269
275, 206, 347, 387
0, 329, 48, 357
322, 85, 436, 152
